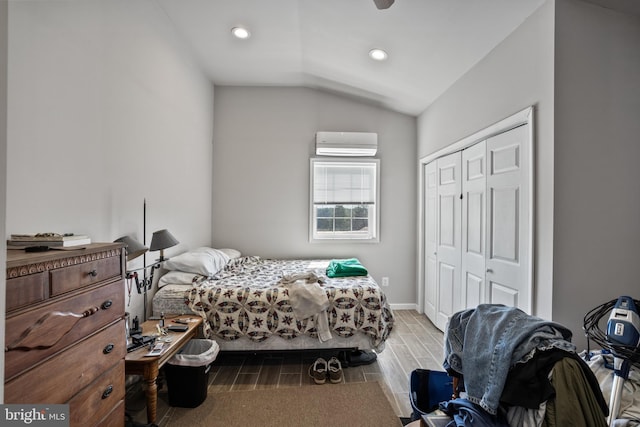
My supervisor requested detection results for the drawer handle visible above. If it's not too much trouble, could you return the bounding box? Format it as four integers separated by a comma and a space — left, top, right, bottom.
6, 307, 100, 352
101, 300, 113, 310
81, 306, 100, 317
88, 269, 98, 277
103, 343, 115, 354
102, 385, 114, 399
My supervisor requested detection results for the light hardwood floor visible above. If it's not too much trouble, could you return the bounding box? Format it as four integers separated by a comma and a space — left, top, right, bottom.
125, 310, 444, 426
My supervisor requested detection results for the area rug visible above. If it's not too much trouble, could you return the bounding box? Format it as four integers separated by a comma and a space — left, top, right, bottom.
165, 381, 403, 427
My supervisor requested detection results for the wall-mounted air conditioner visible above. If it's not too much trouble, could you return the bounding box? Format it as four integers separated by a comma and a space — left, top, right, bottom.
315, 132, 378, 157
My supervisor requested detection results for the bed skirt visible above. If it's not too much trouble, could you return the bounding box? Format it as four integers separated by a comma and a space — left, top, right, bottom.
152, 284, 379, 352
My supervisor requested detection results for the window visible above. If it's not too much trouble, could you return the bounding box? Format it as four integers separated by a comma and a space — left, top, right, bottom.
310, 158, 380, 242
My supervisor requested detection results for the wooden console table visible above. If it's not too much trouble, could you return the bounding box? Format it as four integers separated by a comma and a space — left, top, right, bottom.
124, 315, 203, 425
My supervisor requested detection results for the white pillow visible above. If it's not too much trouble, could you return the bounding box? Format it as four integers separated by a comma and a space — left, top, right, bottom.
162, 247, 230, 276
218, 248, 241, 259
158, 271, 204, 288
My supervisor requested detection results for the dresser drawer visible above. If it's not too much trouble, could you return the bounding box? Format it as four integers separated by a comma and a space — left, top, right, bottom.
95, 399, 124, 427
6, 271, 47, 312
50, 255, 122, 296
5, 279, 124, 381
69, 360, 125, 427
4, 320, 126, 404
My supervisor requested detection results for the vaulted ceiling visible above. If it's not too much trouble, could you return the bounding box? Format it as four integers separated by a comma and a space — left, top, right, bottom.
157, 0, 547, 116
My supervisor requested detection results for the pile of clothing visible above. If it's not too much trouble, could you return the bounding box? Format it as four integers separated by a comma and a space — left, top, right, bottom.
440, 304, 608, 427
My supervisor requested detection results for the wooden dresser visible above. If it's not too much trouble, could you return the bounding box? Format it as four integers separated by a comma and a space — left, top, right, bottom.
5, 243, 126, 427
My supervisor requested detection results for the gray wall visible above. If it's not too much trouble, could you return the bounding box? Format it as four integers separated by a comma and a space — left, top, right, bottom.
553, 0, 640, 347
212, 86, 417, 306
1, 0, 8, 403
5, 0, 215, 322
417, 1, 556, 318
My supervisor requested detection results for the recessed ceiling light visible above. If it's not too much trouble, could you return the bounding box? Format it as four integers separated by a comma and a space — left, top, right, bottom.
231, 26, 251, 40
369, 48, 388, 61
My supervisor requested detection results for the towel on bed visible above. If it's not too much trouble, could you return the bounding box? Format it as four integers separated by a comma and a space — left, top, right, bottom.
326, 258, 368, 278
280, 272, 332, 342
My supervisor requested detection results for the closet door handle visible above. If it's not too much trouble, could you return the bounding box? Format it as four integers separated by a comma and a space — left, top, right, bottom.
486, 268, 493, 273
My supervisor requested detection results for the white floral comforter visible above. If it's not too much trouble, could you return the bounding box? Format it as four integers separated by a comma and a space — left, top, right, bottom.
186, 257, 394, 350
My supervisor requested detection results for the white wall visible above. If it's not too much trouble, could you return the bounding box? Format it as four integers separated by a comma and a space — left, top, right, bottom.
6, 0, 215, 321
417, 1, 556, 318
553, 0, 640, 348
1, 0, 8, 403
212, 86, 417, 306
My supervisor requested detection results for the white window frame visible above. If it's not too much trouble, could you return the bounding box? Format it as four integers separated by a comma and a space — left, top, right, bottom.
309, 158, 380, 243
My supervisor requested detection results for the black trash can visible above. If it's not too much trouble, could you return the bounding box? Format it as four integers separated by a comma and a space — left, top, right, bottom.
165, 339, 219, 408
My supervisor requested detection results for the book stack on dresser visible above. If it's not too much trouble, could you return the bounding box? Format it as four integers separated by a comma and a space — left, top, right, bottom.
4, 243, 126, 427
7, 232, 92, 248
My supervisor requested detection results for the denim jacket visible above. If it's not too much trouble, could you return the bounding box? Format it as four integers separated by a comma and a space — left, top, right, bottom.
443, 304, 576, 415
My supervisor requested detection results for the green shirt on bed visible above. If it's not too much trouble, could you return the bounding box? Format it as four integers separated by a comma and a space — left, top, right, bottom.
326, 258, 368, 278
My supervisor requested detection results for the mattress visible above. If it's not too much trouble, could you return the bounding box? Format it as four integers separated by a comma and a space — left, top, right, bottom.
152, 284, 193, 316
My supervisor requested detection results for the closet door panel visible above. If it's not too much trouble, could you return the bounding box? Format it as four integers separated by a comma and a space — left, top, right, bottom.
424, 162, 438, 322
435, 152, 462, 330
464, 272, 484, 308
461, 141, 486, 309
466, 193, 483, 254
486, 124, 531, 313
490, 281, 519, 307
490, 186, 519, 262
440, 195, 456, 246
437, 263, 455, 329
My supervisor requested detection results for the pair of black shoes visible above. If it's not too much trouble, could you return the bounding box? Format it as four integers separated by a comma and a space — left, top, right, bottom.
341, 350, 377, 367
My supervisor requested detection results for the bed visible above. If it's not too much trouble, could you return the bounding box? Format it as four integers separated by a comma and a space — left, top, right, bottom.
151, 248, 394, 353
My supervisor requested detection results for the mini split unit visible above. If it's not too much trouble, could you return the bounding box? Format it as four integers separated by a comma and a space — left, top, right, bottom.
315, 132, 378, 156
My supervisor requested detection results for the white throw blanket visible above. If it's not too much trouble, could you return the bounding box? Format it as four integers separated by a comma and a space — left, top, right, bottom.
280, 272, 331, 342
583, 350, 640, 426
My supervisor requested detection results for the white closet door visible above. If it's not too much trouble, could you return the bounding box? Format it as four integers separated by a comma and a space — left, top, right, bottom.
485, 124, 531, 312
461, 141, 486, 309
435, 152, 462, 331
424, 161, 438, 321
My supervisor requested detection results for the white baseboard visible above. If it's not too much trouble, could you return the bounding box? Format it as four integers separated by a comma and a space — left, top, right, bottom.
389, 303, 419, 311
